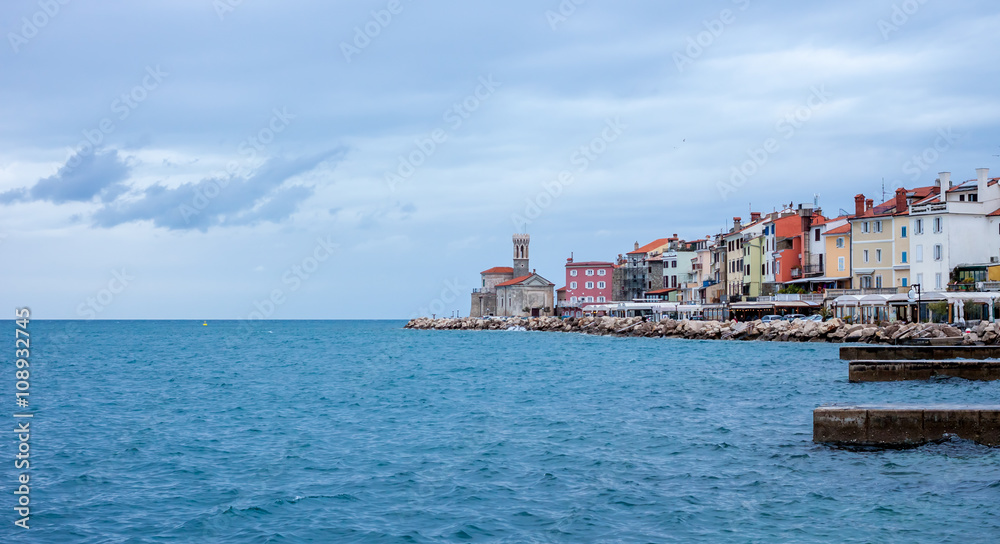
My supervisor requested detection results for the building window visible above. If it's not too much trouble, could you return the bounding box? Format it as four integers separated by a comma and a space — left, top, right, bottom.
915, 219, 923, 234
597, 296, 606, 302
916, 273, 923, 286
585, 269, 594, 276
570, 281, 577, 289
935, 273, 943, 289
815, 229, 821, 242
586, 296, 594, 303
863, 222, 870, 233
585, 281, 594, 289
862, 276, 872, 288
874, 221, 882, 233
672, 261, 678, 268
902, 278, 908, 287
933, 244, 942, 261
838, 256, 845, 271
876, 249, 882, 263
570, 296, 577, 304
971, 193, 978, 202
934, 217, 943, 233
875, 275, 883, 288
597, 269, 606, 276
836, 237, 845, 249
915, 245, 923, 262
901, 251, 907, 263
863, 250, 869, 263
570, 270, 577, 277
901, 226, 907, 238
598, 281, 606, 289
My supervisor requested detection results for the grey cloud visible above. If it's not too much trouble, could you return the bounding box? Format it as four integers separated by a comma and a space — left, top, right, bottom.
1, 150, 130, 205
92, 148, 344, 231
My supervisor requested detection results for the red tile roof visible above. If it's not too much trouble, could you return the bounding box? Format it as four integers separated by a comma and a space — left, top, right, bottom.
495, 275, 532, 287
566, 261, 614, 267
645, 288, 677, 295
824, 224, 851, 235
481, 266, 513, 275
989, 206, 1000, 217
627, 238, 672, 255
556, 286, 567, 291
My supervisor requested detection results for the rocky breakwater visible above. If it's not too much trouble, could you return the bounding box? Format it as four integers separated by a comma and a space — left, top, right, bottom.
404, 316, 1000, 345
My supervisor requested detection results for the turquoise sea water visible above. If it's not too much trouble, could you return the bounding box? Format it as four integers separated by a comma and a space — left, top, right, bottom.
5, 320, 1000, 543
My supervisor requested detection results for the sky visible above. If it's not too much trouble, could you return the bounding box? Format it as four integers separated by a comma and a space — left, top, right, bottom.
2, 0, 1000, 319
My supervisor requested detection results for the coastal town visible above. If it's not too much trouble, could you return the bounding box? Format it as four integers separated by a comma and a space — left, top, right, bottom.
469, 168, 1000, 325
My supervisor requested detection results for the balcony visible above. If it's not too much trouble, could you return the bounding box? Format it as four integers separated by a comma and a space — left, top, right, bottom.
803, 264, 824, 276
826, 287, 902, 298
979, 282, 1000, 292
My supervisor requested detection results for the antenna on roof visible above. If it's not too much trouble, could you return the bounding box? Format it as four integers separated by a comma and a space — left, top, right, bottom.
881, 178, 886, 204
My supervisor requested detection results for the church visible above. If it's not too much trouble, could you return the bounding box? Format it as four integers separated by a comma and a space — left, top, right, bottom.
470, 234, 556, 318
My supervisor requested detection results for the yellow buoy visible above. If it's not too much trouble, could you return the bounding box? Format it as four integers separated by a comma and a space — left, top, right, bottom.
203, 321, 208, 326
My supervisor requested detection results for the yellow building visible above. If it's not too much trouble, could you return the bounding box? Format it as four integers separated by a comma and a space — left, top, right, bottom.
849, 188, 936, 291
823, 223, 852, 283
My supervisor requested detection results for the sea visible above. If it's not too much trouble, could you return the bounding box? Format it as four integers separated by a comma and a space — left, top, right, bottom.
5, 320, 1000, 543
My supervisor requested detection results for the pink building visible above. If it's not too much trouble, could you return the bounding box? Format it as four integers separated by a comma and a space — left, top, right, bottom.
561, 256, 614, 317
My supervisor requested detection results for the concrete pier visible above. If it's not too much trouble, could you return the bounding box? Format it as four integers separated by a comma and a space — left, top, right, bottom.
849, 360, 1000, 382
814, 405, 1000, 447
841, 345, 1000, 361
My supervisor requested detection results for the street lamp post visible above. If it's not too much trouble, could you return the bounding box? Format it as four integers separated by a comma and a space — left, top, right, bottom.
907, 283, 922, 323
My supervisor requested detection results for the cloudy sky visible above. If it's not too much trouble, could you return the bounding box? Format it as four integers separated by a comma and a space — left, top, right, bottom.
2, 0, 999, 319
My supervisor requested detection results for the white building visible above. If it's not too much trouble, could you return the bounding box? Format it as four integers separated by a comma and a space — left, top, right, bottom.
909, 169, 1000, 292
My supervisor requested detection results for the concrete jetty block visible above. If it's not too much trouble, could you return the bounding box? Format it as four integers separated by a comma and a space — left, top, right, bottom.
849, 360, 1000, 382
841, 345, 1000, 361
814, 405, 1000, 447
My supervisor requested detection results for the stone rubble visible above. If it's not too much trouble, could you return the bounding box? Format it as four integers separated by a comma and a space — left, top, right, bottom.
404, 316, 998, 345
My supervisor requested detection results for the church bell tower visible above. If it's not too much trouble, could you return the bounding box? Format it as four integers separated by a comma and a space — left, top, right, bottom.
513, 233, 530, 277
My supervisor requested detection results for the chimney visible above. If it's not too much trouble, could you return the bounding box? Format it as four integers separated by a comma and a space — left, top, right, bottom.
634, 241, 639, 251
854, 194, 865, 216
939, 172, 950, 202
895, 187, 907, 214
733, 217, 742, 231
751, 212, 761, 222
866, 198, 874, 212
977, 167, 990, 195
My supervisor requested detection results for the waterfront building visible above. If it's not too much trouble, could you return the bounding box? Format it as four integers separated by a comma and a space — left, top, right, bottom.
850, 185, 938, 292
708, 233, 727, 304
473, 233, 555, 317
622, 237, 672, 300
470, 266, 514, 317
772, 204, 833, 292
740, 213, 768, 300
662, 237, 696, 300
724, 217, 746, 302
821, 221, 853, 288
908, 169, 1000, 292
560, 257, 614, 317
